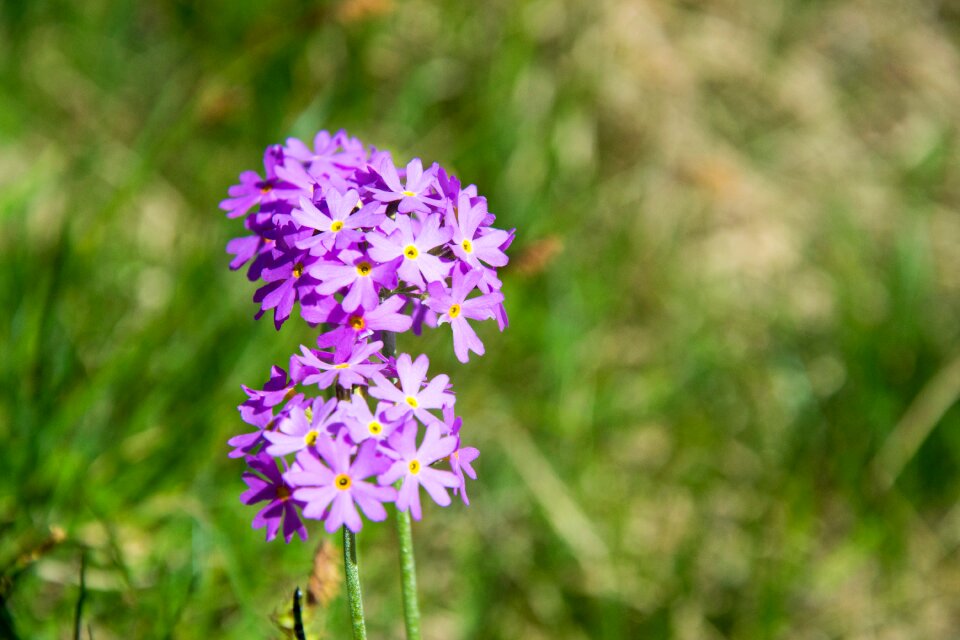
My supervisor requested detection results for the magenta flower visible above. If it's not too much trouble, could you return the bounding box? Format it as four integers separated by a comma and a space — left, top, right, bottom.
426, 268, 504, 363
316, 295, 413, 356
378, 422, 459, 520
369, 157, 441, 214
264, 397, 341, 457
253, 240, 318, 329
449, 440, 479, 506
339, 395, 403, 444
287, 439, 397, 533
219, 146, 287, 218
367, 214, 451, 289
297, 340, 384, 390
368, 353, 455, 423
308, 249, 399, 313
241, 452, 307, 543
446, 192, 510, 269
223, 129, 512, 547
293, 190, 384, 254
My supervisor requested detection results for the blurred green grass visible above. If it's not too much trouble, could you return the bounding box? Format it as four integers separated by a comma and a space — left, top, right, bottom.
3, 0, 960, 637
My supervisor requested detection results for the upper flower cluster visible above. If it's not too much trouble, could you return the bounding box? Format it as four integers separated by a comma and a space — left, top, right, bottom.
222, 130, 510, 541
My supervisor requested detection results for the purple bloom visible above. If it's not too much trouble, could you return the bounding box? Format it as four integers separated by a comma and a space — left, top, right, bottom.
316, 295, 413, 356
225, 130, 514, 536
264, 397, 340, 457
226, 235, 267, 271
293, 190, 384, 254
339, 395, 403, 444
426, 268, 504, 363
241, 452, 307, 542
287, 438, 397, 533
369, 158, 441, 214
446, 192, 510, 269
229, 363, 304, 458
378, 422, 459, 520
367, 214, 451, 289
368, 353, 455, 423
253, 240, 318, 329
297, 339, 384, 389
308, 249, 399, 313
449, 439, 479, 506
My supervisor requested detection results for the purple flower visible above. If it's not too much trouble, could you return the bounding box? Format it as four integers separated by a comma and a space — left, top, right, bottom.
368, 353, 455, 423
229, 363, 305, 458
297, 339, 384, 390
225, 130, 515, 534
316, 295, 413, 356
339, 395, 403, 444
308, 249, 399, 313
446, 192, 510, 269
378, 422, 459, 520
264, 397, 341, 457
287, 438, 397, 533
369, 158, 441, 214
367, 214, 451, 289
449, 439, 479, 506
253, 240, 318, 329
241, 452, 307, 542
293, 190, 384, 254
426, 268, 504, 363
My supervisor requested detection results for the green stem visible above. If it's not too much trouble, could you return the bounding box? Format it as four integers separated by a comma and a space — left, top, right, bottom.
343, 527, 367, 640
395, 506, 422, 640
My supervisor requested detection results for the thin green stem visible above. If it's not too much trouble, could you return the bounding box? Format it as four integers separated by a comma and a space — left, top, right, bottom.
395, 506, 422, 640
343, 527, 367, 640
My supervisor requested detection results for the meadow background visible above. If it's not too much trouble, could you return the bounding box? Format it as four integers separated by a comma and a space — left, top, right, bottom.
3, 0, 960, 637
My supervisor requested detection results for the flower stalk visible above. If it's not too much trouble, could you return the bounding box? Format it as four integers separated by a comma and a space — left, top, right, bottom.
343, 527, 367, 640
395, 506, 422, 639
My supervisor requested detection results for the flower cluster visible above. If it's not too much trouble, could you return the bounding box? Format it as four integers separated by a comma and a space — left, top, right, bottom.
223, 130, 510, 541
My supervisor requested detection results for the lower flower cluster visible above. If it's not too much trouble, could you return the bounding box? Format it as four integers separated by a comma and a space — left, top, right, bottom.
223, 130, 502, 541
232, 354, 479, 541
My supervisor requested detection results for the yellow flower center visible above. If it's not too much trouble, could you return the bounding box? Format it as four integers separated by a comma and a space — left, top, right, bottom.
304, 406, 313, 422
461, 239, 473, 253
330, 220, 344, 232
292, 262, 303, 278
368, 421, 383, 435
276, 485, 291, 501
405, 396, 419, 408
349, 315, 366, 330
334, 363, 350, 369
355, 261, 372, 277
448, 304, 461, 319
401, 190, 416, 197
260, 185, 272, 194
403, 245, 419, 260
283, 386, 297, 401
304, 430, 319, 446
408, 460, 421, 475
334, 474, 352, 491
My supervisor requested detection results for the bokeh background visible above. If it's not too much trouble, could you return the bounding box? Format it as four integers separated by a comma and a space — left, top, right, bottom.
3, 0, 960, 637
